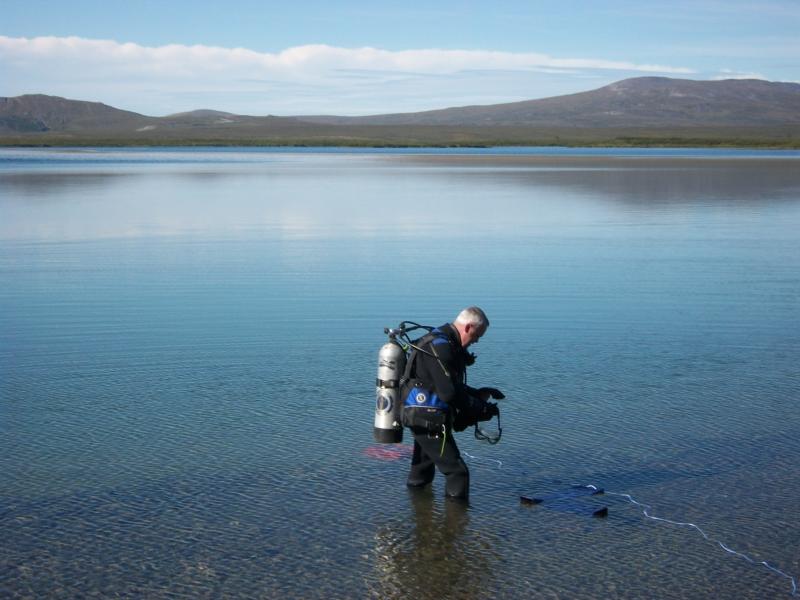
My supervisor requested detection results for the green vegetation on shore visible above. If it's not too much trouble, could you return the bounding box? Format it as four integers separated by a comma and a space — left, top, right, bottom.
2, 131, 799, 149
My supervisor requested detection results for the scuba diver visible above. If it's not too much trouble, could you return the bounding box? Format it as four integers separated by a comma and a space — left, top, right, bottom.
382, 306, 504, 500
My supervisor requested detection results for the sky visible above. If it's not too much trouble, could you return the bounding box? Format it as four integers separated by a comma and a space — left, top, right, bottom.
1, 0, 798, 116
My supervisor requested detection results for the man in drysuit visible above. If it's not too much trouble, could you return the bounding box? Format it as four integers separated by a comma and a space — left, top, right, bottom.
402, 306, 503, 500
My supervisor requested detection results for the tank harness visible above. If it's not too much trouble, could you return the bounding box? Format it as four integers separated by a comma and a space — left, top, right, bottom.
391, 322, 502, 447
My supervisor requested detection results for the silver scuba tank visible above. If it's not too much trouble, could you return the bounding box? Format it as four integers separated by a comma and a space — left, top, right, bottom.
374, 340, 406, 443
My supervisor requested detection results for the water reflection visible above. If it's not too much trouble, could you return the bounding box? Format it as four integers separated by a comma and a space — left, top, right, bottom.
0, 172, 132, 199
370, 489, 498, 600
2, 155, 799, 242
396, 156, 800, 205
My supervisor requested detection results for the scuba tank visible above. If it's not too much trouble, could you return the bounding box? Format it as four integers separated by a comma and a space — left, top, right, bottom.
373, 321, 432, 444
374, 334, 407, 443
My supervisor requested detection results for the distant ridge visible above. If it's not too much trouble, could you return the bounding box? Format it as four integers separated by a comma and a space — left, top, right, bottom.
2, 78, 799, 147
297, 78, 800, 127
0, 94, 304, 137
0, 94, 148, 132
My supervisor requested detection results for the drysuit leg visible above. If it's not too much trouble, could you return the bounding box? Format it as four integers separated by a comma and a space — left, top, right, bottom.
407, 428, 470, 499
407, 436, 436, 488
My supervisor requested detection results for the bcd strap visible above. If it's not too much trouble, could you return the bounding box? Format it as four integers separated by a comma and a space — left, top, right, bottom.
376, 378, 399, 388
400, 329, 451, 387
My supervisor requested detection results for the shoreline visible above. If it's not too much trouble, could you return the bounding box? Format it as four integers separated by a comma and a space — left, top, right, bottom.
2, 126, 799, 151
3, 141, 799, 150
2, 146, 799, 162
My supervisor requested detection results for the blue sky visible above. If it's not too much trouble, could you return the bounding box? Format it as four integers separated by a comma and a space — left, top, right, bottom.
1, 0, 797, 115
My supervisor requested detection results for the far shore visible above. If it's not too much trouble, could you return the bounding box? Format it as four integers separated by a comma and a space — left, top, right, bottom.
3, 140, 799, 149
2, 142, 800, 154
2, 124, 799, 151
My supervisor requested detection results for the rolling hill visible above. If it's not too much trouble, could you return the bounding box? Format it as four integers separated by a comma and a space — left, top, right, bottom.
1, 77, 799, 147
297, 77, 800, 127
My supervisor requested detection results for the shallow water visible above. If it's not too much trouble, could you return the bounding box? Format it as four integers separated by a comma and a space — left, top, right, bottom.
1, 148, 799, 599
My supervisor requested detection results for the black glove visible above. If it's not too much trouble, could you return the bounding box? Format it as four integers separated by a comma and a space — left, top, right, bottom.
478, 401, 499, 422
479, 387, 505, 400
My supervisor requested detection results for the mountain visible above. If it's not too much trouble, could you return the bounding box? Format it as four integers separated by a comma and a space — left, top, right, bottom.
1, 78, 799, 147
0, 94, 150, 132
0, 94, 311, 137
296, 78, 800, 127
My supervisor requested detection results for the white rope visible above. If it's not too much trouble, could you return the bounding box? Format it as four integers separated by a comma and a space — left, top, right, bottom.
459, 453, 796, 595
584, 484, 798, 597
462, 451, 503, 469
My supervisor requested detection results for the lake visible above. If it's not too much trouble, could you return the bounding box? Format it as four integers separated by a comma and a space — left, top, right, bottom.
1, 147, 799, 599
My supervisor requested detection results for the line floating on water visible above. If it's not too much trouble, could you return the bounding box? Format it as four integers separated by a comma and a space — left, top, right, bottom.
461, 455, 796, 595
462, 451, 503, 469
584, 485, 798, 597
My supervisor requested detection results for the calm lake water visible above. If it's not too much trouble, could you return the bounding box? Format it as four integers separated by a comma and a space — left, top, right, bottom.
1, 147, 799, 599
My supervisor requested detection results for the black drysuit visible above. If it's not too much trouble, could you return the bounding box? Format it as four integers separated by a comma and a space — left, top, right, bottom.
404, 323, 480, 499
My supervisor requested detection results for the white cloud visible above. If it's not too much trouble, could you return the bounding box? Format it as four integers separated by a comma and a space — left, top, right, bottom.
713, 69, 767, 80
0, 35, 695, 76
0, 35, 696, 115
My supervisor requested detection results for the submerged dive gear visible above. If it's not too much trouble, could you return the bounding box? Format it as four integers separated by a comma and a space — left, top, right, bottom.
520, 485, 608, 517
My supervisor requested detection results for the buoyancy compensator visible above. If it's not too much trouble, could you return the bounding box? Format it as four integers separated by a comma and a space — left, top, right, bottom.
400, 329, 451, 432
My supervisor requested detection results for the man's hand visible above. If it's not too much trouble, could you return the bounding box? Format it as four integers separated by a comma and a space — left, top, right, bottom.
478, 387, 505, 400
479, 401, 499, 421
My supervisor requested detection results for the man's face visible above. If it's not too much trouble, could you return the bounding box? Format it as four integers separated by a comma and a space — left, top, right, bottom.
462, 323, 486, 348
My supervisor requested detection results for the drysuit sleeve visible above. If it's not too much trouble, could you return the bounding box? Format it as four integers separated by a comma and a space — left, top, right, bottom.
427, 339, 470, 409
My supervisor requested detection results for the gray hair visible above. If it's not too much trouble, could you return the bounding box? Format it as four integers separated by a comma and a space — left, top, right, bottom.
454, 306, 489, 331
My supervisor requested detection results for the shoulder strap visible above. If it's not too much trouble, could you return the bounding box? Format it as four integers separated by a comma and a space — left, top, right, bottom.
428, 338, 450, 378
401, 331, 451, 383
401, 332, 432, 382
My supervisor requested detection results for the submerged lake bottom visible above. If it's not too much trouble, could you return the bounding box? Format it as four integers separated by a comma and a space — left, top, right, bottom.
1, 148, 799, 598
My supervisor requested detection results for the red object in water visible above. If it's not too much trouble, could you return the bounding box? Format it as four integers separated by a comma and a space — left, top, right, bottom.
363, 444, 413, 461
